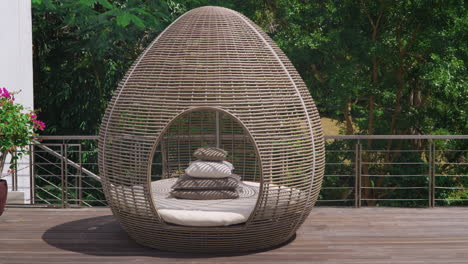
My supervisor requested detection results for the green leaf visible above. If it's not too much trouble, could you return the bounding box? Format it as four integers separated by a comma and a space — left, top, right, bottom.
79, 0, 95, 7
97, 0, 113, 9
116, 13, 131, 27
131, 8, 151, 16
129, 14, 145, 28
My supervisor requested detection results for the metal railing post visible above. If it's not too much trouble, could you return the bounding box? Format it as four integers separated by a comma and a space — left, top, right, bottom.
355, 141, 362, 208
78, 144, 83, 207
60, 144, 65, 208
29, 144, 35, 204
64, 143, 69, 208
12, 151, 18, 191
430, 143, 436, 207
428, 143, 432, 207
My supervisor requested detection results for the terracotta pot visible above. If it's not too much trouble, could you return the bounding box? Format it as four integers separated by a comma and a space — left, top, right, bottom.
0, 179, 6, 216
0, 151, 7, 216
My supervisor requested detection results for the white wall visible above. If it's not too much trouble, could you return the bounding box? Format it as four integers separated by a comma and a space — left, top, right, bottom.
0, 0, 34, 203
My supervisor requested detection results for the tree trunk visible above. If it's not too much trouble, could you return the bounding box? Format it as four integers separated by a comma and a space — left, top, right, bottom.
360, 0, 386, 206
343, 99, 355, 135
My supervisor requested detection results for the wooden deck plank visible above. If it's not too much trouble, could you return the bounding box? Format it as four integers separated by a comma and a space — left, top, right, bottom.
1, 207, 468, 264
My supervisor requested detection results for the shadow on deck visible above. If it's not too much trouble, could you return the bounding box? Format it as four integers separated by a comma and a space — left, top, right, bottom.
1, 207, 468, 263
42, 214, 296, 258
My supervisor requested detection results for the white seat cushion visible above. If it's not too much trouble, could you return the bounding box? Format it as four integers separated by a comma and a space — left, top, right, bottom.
151, 178, 258, 226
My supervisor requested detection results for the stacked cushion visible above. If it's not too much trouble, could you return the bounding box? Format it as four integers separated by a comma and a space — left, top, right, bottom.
172, 174, 240, 189
171, 189, 240, 200
185, 160, 234, 178
193, 147, 228, 161
170, 147, 241, 200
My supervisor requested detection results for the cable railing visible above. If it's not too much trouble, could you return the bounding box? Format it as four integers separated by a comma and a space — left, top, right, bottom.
5, 135, 467, 208
320, 135, 467, 207
24, 139, 103, 207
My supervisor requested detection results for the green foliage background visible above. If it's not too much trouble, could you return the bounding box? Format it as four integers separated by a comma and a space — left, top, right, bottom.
32, 0, 466, 137
31, 0, 467, 206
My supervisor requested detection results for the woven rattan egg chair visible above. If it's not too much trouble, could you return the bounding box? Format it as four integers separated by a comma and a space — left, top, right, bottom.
98, 6, 325, 253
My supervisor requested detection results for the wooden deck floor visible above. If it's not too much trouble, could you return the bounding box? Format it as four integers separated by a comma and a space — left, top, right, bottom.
1, 207, 468, 264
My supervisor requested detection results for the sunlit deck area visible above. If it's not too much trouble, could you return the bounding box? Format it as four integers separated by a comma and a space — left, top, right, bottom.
2, 207, 468, 264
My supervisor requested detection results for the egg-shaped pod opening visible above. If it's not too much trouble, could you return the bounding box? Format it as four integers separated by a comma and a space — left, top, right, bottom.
148, 107, 263, 227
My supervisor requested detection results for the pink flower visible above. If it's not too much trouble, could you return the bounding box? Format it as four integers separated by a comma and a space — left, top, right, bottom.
38, 121, 46, 131
0, 87, 10, 98
32, 119, 46, 131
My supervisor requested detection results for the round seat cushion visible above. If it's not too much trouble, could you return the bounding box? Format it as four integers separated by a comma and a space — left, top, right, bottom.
151, 178, 260, 227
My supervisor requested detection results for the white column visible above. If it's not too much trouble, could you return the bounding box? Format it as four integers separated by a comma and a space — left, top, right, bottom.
0, 0, 34, 203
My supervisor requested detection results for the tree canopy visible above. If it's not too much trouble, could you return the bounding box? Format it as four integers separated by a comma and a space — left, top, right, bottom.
32, 0, 466, 137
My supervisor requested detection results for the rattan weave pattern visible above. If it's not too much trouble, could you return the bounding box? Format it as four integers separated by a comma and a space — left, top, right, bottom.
98, 6, 325, 252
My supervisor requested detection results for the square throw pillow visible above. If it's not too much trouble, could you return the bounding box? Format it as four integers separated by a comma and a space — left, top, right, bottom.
185, 160, 234, 178
170, 189, 239, 200
193, 147, 228, 161
172, 174, 240, 190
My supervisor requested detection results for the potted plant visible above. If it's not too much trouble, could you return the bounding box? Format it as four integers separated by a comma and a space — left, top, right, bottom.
0, 87, 45, 215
